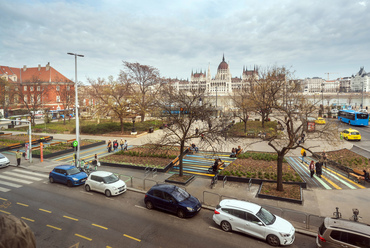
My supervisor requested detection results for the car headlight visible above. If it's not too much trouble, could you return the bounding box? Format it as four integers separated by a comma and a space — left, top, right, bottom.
186, 207, 194, 212
72, 177, 78, 181
279, 232, 290, 237
112, 187, 117, 190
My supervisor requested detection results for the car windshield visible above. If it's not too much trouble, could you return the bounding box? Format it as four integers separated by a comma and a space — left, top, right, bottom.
0, 154, 5, 159
171, 187, 190, 202
351, 132, 360, 135
103, 174, 119, 184
256, 207, 276, 225
67, 167, 81, 175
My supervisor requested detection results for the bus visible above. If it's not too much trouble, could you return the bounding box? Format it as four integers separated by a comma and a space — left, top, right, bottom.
338, 109, 369, 126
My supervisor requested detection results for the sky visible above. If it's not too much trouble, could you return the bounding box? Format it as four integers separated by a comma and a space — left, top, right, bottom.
1, 0, 370, 84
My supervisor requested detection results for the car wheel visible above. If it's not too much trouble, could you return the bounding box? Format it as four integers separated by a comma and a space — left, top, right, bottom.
145, 201, 154, 209
266, 234, 280, 246
177, 209, 185, 218
49, 177, 54, 183
85, 184, 90, 192
221, 221, 232, 232
67, 181, 73, 187
105, 190, 112, 197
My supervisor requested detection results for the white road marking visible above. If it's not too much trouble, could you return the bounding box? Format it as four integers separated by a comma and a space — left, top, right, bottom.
4, 172, 43, 181
209, 226, 232, 234
0, 175, 33, 184
79, 191, 93, 195
0, 187, 10, 192
0, 181, 22, 188
12, 169, 49, 178
135, 205, 147, 210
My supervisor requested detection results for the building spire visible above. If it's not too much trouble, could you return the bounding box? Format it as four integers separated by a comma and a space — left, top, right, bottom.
222, 53, 225, 62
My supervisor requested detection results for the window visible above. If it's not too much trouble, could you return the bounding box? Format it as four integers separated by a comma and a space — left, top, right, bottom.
31, 95, 34, 103
152, 190, 164, 199
67, 86, 70, 91
56, 96, 60, 102
5, 86, 9, 91
37, 95, 41, 103
24, 86, 27, 91
14, 96, 18, 103
5, 95, 9, 104
246, 213, 261, 224
37, 86, 41, 91
15, 86, 18, 91
30, 86, 34, 91
24, 95, 28, 103
56, 86, 60, 91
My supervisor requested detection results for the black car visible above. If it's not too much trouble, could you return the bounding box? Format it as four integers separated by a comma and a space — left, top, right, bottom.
144, 184, 202, 218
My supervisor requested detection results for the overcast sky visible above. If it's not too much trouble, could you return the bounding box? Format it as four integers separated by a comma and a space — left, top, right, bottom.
1, 0, 369, 83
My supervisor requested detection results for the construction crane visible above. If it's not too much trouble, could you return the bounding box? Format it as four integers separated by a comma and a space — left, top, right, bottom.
324, 72, 339, 81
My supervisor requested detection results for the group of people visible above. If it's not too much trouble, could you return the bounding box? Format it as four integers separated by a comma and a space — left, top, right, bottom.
209, 158, 223, 173
309, 159, 323, 178
230, 146, 242, 158
107, 139, 128, 153
190, 143, 199, 153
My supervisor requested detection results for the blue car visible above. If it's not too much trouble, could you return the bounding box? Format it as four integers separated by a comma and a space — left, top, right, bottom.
144, 184, 202, 218
49, 165, 87, 187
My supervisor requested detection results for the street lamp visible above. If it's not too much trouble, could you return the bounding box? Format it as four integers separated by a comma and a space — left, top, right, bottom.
321, 82, 324, 114
362, 81, 364, 109
67, 52, 84, 165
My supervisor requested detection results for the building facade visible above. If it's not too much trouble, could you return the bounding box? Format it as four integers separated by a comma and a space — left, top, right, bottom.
351, 67, 370, 92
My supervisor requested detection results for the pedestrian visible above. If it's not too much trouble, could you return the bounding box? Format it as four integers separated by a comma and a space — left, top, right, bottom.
322, 150, 327, 168
107, 140, 112, 153
315, 160, 323, 178
195, 127, 199, 135
120, 138, 124, 151
16, 150, 22, 166
301, 133, 306, 144
123, 140, 128, 151
301, 148, 306, 163
113, 140, 118, 152
309, 160, 315, 178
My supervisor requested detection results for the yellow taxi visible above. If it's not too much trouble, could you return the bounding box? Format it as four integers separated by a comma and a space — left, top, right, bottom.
340, 128, 361, 141
315, 117, 326, 125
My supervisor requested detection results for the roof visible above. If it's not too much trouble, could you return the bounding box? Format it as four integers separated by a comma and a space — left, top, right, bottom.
0, 64, 71, 84
149, 184, 178, 193
90, 171, 113, 177
55, 165, 75, 170
325, 217, 370, 237
219, 199, 261, 214
217, 55, 228, 70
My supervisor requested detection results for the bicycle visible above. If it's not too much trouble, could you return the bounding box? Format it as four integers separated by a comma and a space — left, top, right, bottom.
210, 174, 218, 189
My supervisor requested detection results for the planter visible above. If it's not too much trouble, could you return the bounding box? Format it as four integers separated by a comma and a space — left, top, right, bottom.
0, 136, 54, 152
165, 175, 195, 185
257, 182, 303, 204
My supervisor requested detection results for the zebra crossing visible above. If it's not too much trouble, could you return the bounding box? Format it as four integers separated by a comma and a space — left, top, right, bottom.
0, 168, 48, 193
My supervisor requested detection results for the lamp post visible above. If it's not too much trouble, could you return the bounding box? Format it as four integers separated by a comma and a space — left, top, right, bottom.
321, 82, 324, 114
362, 81, 364, 109
131, 117, 137, 135
67, 52, 84, 165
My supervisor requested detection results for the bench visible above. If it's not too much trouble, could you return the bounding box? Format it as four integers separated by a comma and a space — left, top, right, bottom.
247, 131, 255, 138
349, 168, 367, 184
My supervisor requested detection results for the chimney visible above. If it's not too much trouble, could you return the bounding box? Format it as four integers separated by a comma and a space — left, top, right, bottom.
46, 62, 50, 71
23, 65, 27, 71
38, 64, 41, 71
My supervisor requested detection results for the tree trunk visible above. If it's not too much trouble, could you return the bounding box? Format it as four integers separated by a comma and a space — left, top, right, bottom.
120, 118, 124, 134
141, 114, 145, 122
179, 141, 185, 177
276, 154, 284, 191
244, 120, 247, 133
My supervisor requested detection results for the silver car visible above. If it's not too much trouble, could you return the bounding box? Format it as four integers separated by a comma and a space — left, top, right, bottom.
213, 199, 295, 246
0, 153, 10, 168
85, 171, 126, 197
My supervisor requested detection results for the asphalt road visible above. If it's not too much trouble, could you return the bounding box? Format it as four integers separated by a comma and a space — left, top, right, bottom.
0, 166, 316, 248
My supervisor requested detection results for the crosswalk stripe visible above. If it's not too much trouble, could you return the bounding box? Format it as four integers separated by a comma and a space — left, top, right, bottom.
0, 181, 22, 188
3, 172, 43, 181
0, 175, 33, 184
12, 169, 49, 178
0, 187, 10, 192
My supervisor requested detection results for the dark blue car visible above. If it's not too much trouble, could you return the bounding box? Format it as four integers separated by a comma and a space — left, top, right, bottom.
144, 184, 202, 218
49, 165, 87, 187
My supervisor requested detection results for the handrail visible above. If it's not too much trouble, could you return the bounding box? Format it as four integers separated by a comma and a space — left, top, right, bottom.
223, 176, 227, 188
152, 167, 157, 178
248, 178, 252, 191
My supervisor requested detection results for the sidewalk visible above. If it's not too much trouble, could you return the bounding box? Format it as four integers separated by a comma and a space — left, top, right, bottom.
3, 130, 369, 237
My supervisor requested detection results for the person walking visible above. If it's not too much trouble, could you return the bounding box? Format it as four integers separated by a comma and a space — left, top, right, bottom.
309, 160, 315, 178
301, 148, 306, 163
315, 160, 323, 178
16, 150, 22, 166
123, 140, 128, 151
113, 140, 118, 152
120, 138, 124, 151
322, 150, 327, 168
107, 140, 112, 153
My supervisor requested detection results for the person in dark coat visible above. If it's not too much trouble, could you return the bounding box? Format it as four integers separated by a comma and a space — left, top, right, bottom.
309, 160, 315, 178
315, 160, 323, 178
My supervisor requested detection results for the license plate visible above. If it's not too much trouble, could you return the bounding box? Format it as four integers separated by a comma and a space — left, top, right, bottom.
81, 179, 86, 182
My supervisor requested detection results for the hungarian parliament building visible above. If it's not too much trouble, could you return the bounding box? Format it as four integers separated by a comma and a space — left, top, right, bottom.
174, 55, 258, 96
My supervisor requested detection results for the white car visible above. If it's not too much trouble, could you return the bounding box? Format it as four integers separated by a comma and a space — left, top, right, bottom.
0, 153, 10, 168
213, 199, 295, 246
85, 171, 126, 197
330, 109, 338, 114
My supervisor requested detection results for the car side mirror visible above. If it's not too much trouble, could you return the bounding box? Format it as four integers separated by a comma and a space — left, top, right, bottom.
257, 222, 264, 226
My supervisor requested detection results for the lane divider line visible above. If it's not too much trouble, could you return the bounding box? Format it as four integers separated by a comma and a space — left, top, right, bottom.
47, 224, 61, 230
0, 210, 10, 214
92, 223, 108, 230
0, 197, 8, 201
75, 234, 92, 241
123, 234, 141, 242
17, 202, 29, 207
21, 217, 34, 222
325, 167, 366, 189
39, 208, 52, 213
63, 215, 78, 221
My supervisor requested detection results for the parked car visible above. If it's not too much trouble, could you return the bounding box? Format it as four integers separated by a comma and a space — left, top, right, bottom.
317, 217, 370, 248
315, 117, 326, 125
0, 153, 10, 168
330, 109, 339, 114
144, 184, 202, 218
340, 128, 361, 141
85, 171, 126, 197
49, 165, 88, 187
213, 199, 295, 246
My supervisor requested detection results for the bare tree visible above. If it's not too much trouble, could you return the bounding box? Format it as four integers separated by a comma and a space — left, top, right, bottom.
153, 84, 233, 177
119, 62, 162, 122
88, 76, 132, 133
55, 79, 75, 124
229, 86, 254, 133
252, 66, 339, 191
0, 78, 15, 118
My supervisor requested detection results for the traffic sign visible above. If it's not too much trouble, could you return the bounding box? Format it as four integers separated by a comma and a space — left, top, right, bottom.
73, 140, 78, 147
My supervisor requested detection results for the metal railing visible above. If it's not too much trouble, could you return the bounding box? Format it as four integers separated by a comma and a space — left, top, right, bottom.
223, 176, 227, 188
